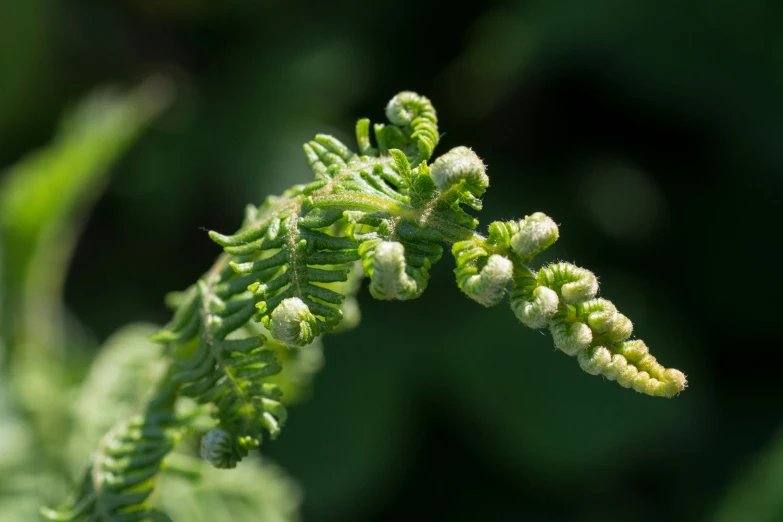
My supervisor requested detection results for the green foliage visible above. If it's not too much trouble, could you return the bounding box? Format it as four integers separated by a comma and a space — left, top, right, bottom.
49, 324, 302, 522
0, 80, 302, 522
0, 78, 173, 317
0, 79, 175, 491
0, 80, 176, 453
43, 91, 686, 521
67, 324, 170, 471
41, 389, 181, 522
153, 456, 301, 522
6, 2, 783, 519
0, 81, 173, 522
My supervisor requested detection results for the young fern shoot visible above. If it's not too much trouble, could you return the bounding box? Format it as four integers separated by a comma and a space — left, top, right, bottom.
45, 91, 686, 522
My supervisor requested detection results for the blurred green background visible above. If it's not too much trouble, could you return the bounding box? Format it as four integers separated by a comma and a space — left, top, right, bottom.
1, 1, 781, 521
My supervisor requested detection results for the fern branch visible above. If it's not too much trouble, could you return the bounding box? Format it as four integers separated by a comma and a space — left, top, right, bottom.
42, 369, 182, 522
50, 90, 687, 521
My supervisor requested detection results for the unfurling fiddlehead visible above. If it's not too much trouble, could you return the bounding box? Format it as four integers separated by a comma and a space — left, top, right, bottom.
50, 91, 686, 521
42, 373, 181, 522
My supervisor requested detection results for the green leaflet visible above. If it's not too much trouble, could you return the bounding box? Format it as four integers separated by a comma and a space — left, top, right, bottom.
200, 92, 685, 430
67, 324, 170, 475
52, 91, 688, 521
43, 320, 303, 522
154, 261, 288, 471
42, 373, 182, 522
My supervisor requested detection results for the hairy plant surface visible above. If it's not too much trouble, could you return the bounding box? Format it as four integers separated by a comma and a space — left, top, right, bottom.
45, 92, 686, 521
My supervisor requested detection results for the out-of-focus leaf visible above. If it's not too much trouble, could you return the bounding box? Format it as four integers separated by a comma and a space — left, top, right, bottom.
0, 77, 174, 328
0, 78, 174, 480
711, 426, 783, 522
157, 455, 301, 522
66, 323, 168, 472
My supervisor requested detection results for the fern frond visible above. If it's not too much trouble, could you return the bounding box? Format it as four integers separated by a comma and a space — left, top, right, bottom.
67, 324, 169, 474
154, 258, 288, 470
202, 93, 687, 448
203, 93, 686, 401
373, 91, 439, 163
41, 419, 178, 522
54, 90, 688, 521
42, 374, 182, 522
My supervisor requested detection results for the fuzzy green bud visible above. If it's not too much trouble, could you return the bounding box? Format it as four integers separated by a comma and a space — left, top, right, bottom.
386, 91, 429, 126
608, 313, 633, 342
269, 297, 318, 347
430, 146, 489, 196
201, 429, 236, 469
550, 313, 593, 356
580, 341, 687, 398
366, 241, 423, 300
576, 298, 618, 334
511, 285, 559, 328
383, 91, 439, 161
578, 346, 612, 375
510, 212, 559, 262
458, 254, 513, 307
538, 262, 599, 304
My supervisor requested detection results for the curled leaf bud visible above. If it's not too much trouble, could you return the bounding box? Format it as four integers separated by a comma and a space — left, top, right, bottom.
200, 429, 236, 469
607, 313, 633, 342
579, 340, 688, 397
430, 146, 489, 196
538, 262, 598, 304
616, 340, 670, 381
578, 346, 612, 375
487, 220, 520, 248
661, 369, 688, 398
576, 298, 617, 334
458, 254, 513, 307
269, 297, 318, 347
386, 91, 431, 126
614, 339, 650, 363
383, 91, 439, 161
511, 286, 559, 328
366, 241, 423, 300
510, 212, 559, 262
550, 313, 593, 356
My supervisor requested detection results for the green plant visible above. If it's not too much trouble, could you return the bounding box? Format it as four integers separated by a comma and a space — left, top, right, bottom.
0, 80, 302, 522
43, 91, 686, 521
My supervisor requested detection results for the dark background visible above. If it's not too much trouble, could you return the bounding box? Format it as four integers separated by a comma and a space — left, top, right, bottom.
2, 1, 781, 521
